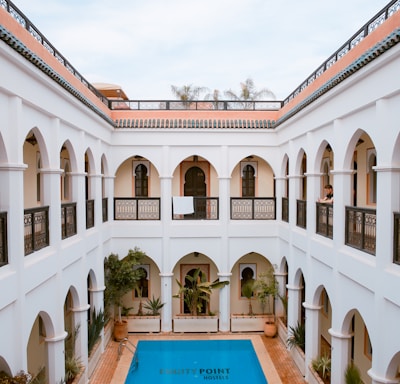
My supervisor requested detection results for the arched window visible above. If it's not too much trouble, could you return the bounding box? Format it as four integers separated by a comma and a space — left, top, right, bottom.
135, 164, 148, 197
242, 164, 255, 197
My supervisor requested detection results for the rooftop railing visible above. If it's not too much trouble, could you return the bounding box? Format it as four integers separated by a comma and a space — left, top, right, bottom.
283, 0, 400, 106
109, 100, 282, 111
1, 0, 108, 106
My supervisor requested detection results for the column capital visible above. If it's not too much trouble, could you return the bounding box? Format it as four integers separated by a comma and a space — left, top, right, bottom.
302, 302, 321, 311
45, 331, 68, 343
328, 328, 353, 339
286, 284, 303, 291
71, 304, 91, 313
159, 272, 174, 277
217, 272, 232, 278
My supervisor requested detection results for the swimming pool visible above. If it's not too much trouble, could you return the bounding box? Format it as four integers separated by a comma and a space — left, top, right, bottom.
125, 339, 268, 383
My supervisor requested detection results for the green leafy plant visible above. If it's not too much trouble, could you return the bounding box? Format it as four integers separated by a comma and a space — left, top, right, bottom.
254, 267, 279, 314
88, 308, 105, 354
241, 280, 255, 316
312, 355, 331, 382
64, 355, 82, 384
287, 321, 306, 352
104, 247, 145, 323
143, 295, 165, 315
173, 268, 229, 316
344, 363, 362, 384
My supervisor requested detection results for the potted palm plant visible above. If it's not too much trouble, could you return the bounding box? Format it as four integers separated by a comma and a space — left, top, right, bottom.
173, 267, 229, 332
104, 248, 145, 341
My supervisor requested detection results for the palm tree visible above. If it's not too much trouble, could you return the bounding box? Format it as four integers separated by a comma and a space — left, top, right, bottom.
224, 77, 275, 109
204, 89, 222, 110
170, 84, 208, 108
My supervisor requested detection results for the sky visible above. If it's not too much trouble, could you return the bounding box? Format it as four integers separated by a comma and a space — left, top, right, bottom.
13, 0, 391, 100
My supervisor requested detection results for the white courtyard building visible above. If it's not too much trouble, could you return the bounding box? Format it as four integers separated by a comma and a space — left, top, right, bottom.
0, 1, 400, 383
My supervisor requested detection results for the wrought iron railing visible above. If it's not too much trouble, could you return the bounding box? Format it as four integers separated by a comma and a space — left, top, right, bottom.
296, 200, 307, 229
109, 99, 282, 111
316, 202, 333, 239
86, 200, 95, 229
24, 206, 49, 255
61, 202, 77, 239
230, 198, 276, 220
114, 198, 160, 220
282, 197, 289, 223
102, 197, 108, 222
0, 212, 7, 266
394, 213, 400, 265
1, 0, 108, 105
345, 206, 376, 255
173, 197, 219, 220
283, 0, 400, 106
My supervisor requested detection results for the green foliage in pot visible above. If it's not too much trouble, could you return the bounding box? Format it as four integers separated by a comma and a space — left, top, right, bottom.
344, 363, 362, 384
88, 308, 105, 354
254, 267, 279, 315
287, 321, 306, 352
104, 247, 145, 323
64, 355, 82, 384
143, 295, 165, 315
241, 280, 255, 316
173, 268, 229, 316
312, 355, 331, 381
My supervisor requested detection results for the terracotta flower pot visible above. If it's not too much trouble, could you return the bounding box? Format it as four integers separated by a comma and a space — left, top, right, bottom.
113, 320, 128, 341
264, 321, 277, 337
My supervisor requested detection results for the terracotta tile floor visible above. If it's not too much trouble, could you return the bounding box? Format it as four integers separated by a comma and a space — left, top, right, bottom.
90, 333, 306, 384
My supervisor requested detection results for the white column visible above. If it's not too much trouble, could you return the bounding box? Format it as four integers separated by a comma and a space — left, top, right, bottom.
41, 168, 63, 245
69, 172, 86, 234
90, 174, 103, 227
89, 285, 106, 351
304, 173, 323, 234
303, 302, 321, 382
286, 284, 303, 333
218, 168, 231, 332
160, 273, 173, 332
103, 175, 115, 221
329, 169, 353, 246
328, 328, 352, 384
274, 271, 287, 318
217, 273, 231, 332
45, 331, 68, 384
71, 304, 90, 379
274, 176, 286, 221
287, 175, 303, 226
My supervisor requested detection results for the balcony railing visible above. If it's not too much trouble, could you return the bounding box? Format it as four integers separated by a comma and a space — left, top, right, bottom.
296, 200, 307, 229
345, 206, 376, 255
24, 206, 49, 255
173, 197, 219, 220
0, 212, 7, 266
110, 99, 282, 111
282, 197, 289, 222
114, 198, 161, 220
231, 198, 276, 220
316, 202, 333, 239
86, 200, 94, 229
393, 213, 400, 264
61, 203, 77, 239
102, 197, 108, 222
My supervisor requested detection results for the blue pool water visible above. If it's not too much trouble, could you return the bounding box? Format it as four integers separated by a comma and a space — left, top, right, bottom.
124, 339, 268, 383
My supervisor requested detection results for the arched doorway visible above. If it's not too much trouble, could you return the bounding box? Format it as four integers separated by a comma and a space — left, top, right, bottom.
184, 166, 206, 219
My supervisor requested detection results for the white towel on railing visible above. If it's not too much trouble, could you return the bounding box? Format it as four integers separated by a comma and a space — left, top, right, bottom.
173, 196, 194, 215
